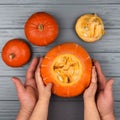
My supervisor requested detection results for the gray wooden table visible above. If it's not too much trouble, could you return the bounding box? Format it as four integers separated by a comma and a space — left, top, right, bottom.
0, 0, 120, 120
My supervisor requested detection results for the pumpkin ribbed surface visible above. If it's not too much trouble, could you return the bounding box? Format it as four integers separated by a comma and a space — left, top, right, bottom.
24, 12, 59, 46
2, 39, 31, 67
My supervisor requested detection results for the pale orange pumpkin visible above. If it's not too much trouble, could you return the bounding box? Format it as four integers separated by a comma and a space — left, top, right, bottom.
75, 14, 105, 42
40, 42, 92, 97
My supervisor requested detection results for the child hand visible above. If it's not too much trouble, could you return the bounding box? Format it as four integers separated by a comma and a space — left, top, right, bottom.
35, 58, 52, 102
83, 66, 97, 102
94, 61, 115, 120
29, 58, 52, 120
83, 66, 101, 120
12, 57, 39, 120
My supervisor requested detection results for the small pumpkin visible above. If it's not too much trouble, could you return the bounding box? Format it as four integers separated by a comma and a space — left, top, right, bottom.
24, 12, 59, 46
41, 42, 92, 97
75, 14, 105, 42
2, 39, 31, 67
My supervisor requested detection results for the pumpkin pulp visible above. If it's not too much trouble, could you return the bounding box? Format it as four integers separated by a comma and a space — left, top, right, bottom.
51, 54, 82, 84
75, 14, 105, 42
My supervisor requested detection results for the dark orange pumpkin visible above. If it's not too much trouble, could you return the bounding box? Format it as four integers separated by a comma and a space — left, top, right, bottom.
24, 12, 59, 46
2, 39, 31, 67
41, 42, 92, 97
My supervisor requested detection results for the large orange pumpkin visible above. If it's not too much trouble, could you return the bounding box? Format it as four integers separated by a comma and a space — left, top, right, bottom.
2, 39, 31, 67
41, 42, 92, 97
24, 12, 59, 46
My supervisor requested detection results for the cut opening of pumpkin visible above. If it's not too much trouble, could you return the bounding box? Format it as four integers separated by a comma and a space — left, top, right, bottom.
52, 54, 82, 84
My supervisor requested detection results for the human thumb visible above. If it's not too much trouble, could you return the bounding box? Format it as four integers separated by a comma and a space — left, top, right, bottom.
86, 66, 97, 93
11, 77, 25, 94
46, 83, 52, 91
105, 79, 114, 96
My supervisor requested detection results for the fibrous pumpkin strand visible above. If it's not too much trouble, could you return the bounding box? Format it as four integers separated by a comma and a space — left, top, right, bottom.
82, 16, 104, 38
53, 54, 81, 83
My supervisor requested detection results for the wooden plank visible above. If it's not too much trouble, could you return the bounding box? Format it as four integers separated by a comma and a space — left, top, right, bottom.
0, 1, 119, 120
0, 0, 120, 4
0, 101, 119, 120
0, 101, 19, 120
0, 53, 120, 76
49, 101, 120, 120
0, 76, 119, 101
1, 29, 120, 53
0, 101, 83, 120
0, 5, 120, 29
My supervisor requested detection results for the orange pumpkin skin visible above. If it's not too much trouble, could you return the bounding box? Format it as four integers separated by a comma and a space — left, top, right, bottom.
41, 42, 92, 97
24, 12, 59, 46
2, 39, 31, 67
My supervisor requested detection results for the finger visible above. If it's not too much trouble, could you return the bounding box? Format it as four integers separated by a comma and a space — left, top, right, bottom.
35, 58, 44, 88
87, 82, 97, 91
94, 60, 106, 80
26, 57, 39, 81
87, 67, 97, 93
104, 79, 114, 96
11, 77, 25, 94
84, 82, 97, 97
91, 66, 97, 83
84, 67, 97, 95
25, 78, 37, 90
45, 83, 52, 91
94, 60, 106, 90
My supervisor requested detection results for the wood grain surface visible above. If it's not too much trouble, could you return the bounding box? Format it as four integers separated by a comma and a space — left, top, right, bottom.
0, 0, 120, 120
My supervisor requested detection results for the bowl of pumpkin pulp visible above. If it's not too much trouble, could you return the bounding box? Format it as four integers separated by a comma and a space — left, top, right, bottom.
41, 42, 92, 97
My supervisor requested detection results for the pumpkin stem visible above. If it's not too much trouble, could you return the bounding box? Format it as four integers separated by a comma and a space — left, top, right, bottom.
9, 53, 15, 59
38, 24, 44, 31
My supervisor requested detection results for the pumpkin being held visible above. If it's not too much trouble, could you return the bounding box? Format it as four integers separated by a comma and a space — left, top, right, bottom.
40, 42, 92, 97
24, 12, 59, 46
2, 39, 31, 67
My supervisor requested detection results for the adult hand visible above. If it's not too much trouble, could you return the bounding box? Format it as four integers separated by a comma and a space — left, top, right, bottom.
94, 61, 115, 120
12, 57, 39, 120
